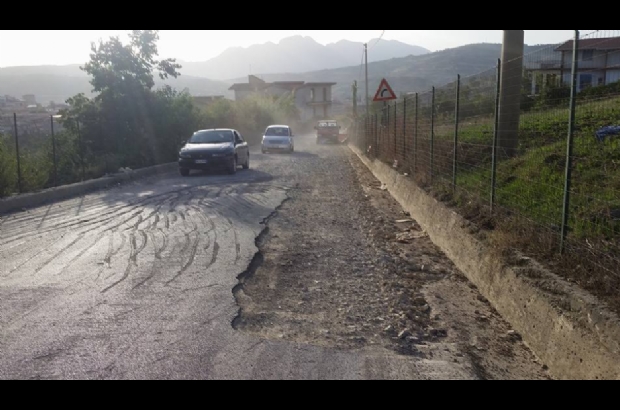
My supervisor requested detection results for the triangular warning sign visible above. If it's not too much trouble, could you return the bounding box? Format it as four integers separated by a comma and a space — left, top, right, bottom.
373, 78, 397, 102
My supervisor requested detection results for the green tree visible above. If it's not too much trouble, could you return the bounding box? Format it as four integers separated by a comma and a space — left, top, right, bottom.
60, 30, 190, 171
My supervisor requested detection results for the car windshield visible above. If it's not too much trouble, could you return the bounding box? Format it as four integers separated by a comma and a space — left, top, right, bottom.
265, 127, 290, 137
188, 130, 234, 144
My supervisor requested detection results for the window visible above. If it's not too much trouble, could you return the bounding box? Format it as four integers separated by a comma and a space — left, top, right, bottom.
582, 50, 594, 61
189, 130, 234, 144
323, 87, 327, 101
234, 132, 244, 144
264, 127, 290, 137
580, 74, 593, 90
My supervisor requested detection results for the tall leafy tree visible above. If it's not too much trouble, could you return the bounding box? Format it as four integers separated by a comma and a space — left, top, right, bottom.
62, 30, 185, 169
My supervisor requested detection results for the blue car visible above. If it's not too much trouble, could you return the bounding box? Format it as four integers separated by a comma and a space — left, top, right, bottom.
178, 129, 250, 176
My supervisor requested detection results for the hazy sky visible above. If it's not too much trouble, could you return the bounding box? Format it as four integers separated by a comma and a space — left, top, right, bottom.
0, 30, 594, 67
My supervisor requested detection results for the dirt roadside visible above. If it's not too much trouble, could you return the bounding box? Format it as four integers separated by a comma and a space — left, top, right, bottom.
233, 145, 551, 380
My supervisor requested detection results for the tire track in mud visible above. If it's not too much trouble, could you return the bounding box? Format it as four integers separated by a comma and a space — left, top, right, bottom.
162, 192, 205, 285
106, 193, 180, 286
0, 196, 170, 277
226, 217, 241, 265
101, 230, 148, 294
0, 190, 183, 247
94, 194, 179, 284
136, 191, 205, 288
163, 231, 200, 286
34, 235, 85, 274
96, 232, 127, 282
104, 232, 127, 267
3, 244, 56, 277
54, 232, 109, 277
152, 229, 168, 260
4, 176, 281, 293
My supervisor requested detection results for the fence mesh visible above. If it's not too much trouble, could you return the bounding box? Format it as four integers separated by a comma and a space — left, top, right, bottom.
0, 112, 85, 197
352, 29, 620, 314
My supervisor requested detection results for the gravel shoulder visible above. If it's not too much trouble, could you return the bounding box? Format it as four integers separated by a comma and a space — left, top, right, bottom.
234, 139, 551, 380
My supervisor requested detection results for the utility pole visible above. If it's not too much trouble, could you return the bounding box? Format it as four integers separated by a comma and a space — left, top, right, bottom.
364, 43, 369, 117
498, 30, 525, 157
352, 80, 358, 118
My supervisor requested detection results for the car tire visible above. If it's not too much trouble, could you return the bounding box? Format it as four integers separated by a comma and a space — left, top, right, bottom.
180, 168, 190, 177
228, 157, 237, 175
242, 153, 250, 170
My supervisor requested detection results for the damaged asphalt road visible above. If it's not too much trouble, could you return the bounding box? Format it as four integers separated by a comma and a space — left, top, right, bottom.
0, 134, 550, 379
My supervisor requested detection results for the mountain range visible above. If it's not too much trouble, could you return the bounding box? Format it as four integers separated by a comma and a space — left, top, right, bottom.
179, 36, 430, 79
230, 43, 550, 101
0, 65, 231, 106
0, 37, 549, 106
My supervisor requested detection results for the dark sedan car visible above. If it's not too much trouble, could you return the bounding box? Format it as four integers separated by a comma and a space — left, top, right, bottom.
178, 129, 250, 176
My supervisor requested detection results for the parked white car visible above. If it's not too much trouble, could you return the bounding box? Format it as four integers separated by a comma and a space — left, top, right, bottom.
262, 125, 295, 154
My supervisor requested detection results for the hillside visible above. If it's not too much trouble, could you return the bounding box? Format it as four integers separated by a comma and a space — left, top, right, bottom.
178, 36, 430, 79
233, 43, 550, 101
0, 43, 550, 106
0, 65, 232, 105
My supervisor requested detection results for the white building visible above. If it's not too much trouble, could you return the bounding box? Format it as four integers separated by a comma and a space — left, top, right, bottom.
229, 75, 337, 121
526, 37, 620, 94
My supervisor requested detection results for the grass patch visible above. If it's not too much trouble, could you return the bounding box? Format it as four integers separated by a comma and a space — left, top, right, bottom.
428, 94, 620, 313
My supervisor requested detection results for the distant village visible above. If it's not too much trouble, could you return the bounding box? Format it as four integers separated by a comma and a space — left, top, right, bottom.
0, 95, 68, 135
0, 94, 68, 115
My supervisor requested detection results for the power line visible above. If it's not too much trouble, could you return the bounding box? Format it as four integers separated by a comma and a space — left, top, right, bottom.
368, 30, 386, 50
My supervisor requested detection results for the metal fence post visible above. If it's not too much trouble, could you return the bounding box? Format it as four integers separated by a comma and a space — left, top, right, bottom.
51, 115, 58, 187
403, 97, 407, 159
77, 119, 85, 182
13, 113, 22, 194
374, 113, 378, 159
363, 116, 367, 151
560, 30, 580, 254
491, 59, 502, 212
430, 87, 435, 183
414, 93, 418, 176
387, 104, 390, 159
394, 101, 397, 161
453, 75, 461, 191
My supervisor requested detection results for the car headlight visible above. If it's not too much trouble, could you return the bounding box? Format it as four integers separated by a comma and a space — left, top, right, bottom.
179, 152, 191, 159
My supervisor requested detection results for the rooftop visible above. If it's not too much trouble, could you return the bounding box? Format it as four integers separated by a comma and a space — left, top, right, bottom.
229, 76, 336, 91
302, 82, 337, 86
556, 37, 620, 51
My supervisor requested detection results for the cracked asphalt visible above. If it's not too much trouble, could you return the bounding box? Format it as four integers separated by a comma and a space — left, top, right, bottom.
0, 133, 548, 379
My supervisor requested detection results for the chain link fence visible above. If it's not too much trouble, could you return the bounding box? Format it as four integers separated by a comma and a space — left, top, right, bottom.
0, 112, 85, 197
352, 30, 620, 313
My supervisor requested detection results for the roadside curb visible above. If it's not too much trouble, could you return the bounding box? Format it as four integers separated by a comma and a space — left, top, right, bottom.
350, 144, 620, 380
0, 162, 177, 216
